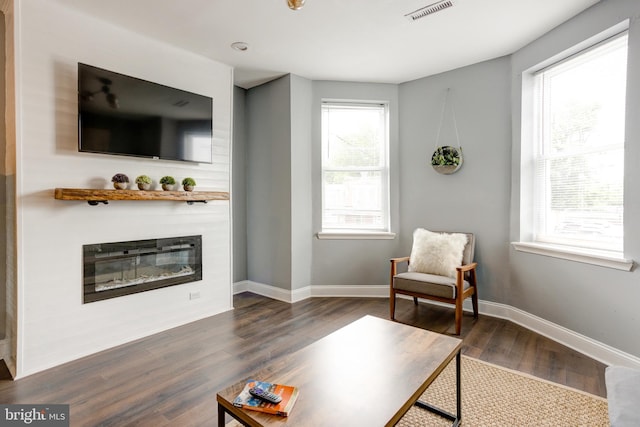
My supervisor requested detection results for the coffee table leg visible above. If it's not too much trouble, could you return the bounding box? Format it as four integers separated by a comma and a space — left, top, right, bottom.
218, 402, 252, 427
455, 350, 461, 424
415, 349, 462, 426
217, 402, 226, 427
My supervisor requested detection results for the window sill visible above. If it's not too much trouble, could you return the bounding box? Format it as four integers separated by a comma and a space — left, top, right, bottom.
317, 231, 396, 240
511, 242, 634, 271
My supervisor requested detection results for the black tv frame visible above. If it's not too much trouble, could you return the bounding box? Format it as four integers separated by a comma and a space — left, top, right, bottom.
78, 63, 213, 164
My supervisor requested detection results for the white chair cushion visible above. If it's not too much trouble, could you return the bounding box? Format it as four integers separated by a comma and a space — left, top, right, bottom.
408, 229, 468, 278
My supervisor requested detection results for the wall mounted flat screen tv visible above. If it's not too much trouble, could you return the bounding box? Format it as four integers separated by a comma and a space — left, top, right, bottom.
78, 63, 213, 163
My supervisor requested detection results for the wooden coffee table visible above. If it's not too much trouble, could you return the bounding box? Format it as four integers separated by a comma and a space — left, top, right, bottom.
217, 315, 462, 426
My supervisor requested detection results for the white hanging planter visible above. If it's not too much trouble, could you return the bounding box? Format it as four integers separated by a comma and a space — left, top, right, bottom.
431, 146, 463, 175
431, 88, 464, 175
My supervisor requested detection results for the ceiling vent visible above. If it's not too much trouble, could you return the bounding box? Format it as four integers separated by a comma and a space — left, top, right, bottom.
405, 0, 453, 21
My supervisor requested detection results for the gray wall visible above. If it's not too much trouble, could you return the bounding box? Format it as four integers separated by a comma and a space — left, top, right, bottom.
509, 0, 640, 357
233, 0, 640, 359
232, 86, 247, 283
310, 81, 401, 287
398, 57, 512, 304
290, 75, 313, 291
246, 75, 292, 289
242, 74, 313, 292
239, 66, 511, 298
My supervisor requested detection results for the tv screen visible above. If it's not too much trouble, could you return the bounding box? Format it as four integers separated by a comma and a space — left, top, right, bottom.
78, 63, 213, 163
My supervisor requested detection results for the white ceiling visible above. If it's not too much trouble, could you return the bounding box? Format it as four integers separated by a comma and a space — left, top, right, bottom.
54, 0, 600, 89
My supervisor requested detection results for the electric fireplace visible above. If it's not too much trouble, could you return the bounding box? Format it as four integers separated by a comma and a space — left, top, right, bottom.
83, 235, 202, 303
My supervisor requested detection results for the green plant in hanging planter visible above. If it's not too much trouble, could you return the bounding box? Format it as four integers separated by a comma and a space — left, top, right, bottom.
431, 146, 461, 166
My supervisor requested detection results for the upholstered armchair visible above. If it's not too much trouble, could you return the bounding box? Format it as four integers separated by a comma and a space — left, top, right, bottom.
389, 229, 478, 335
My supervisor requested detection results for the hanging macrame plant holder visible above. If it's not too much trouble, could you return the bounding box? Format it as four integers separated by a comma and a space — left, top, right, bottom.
432, 88, 463, 175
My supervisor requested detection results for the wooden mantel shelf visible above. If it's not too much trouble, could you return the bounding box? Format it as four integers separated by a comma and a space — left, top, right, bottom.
54, 188, 229, 205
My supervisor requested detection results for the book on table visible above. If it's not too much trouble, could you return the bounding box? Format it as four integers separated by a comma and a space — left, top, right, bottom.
232, 380, 299, 417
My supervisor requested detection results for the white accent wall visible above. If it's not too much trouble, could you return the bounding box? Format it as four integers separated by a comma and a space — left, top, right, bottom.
14, 0, 232, 377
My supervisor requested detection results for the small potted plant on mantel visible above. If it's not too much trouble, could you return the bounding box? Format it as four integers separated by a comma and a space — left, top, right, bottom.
135, 175, 152, 190
159, 175, 176, 191
111, 173, 129, 190
182, 177, 196, 192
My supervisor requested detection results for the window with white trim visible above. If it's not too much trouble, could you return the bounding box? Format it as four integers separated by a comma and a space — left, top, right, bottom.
530, 31, 628, 255
321, 102, 390, 233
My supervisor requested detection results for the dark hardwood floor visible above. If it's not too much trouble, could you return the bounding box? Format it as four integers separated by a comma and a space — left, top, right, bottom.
0, 293, 606, 426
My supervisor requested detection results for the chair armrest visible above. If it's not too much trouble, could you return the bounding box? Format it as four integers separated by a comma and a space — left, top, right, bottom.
389, 256, 410, 284
390, 256, 410, 265
456, 262, 477, 273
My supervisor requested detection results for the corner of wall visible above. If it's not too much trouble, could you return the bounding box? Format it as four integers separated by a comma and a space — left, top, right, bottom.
1, 0, 17, 379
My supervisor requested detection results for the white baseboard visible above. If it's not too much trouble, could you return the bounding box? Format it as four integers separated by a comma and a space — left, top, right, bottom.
476, 300, 640, 370
233, 280, 250, 294
233, 280, 293, 302
233, 281, 640, 369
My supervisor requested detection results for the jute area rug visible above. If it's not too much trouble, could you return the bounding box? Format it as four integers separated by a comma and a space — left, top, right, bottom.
398, 356, 609, 426
226, 356, 609, 426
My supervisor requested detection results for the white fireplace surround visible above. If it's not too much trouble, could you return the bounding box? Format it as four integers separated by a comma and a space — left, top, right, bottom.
11, 0, 233, 378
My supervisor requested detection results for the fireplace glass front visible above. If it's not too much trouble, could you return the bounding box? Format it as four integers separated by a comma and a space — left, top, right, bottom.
83, 235, 202, 303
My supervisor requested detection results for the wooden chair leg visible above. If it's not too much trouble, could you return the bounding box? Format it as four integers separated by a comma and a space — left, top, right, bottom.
472, 289, 479, 318
389, 261, 397, 321
390, 290, 396, 320
470, 269, 479, 318
413, 297, 418, 305
454, 298, 463, 335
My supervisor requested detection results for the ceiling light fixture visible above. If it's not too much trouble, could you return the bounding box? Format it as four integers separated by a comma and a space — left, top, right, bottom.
287, 0, 305, 10
231, 42, 249, 51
